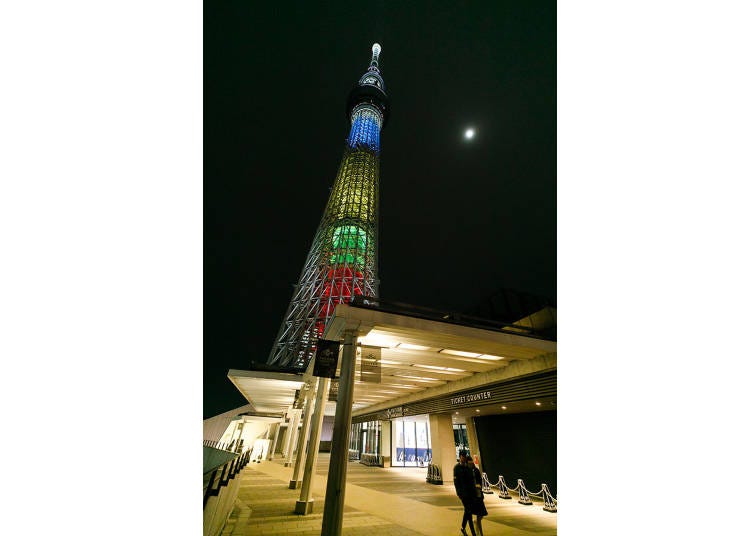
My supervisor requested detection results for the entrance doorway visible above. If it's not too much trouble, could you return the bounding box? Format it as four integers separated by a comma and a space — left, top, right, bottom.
391, 415, 431, 467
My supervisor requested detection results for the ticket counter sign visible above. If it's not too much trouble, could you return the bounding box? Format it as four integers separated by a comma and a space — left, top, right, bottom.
313, 339, 340, 378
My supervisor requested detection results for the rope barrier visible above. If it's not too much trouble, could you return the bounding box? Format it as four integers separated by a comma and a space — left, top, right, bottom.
486, 474, 556, 510
517, 479, 533, 505
480, 472, 493, 494
541, 483, 557, 513
493, 475, 512, 499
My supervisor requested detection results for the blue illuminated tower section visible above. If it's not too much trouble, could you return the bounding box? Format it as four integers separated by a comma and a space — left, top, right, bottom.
268, 43, 389, 368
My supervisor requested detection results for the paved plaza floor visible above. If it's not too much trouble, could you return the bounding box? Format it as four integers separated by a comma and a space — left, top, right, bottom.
220, 453, 557, 535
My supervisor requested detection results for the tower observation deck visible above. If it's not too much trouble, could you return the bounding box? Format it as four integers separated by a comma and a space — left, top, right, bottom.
267, 44, 389, 369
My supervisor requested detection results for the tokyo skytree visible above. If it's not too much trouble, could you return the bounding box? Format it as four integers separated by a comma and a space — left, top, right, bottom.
267, 43, 388, 369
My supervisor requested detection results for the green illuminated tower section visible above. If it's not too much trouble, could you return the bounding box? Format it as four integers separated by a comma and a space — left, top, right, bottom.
268, 43, 389, 369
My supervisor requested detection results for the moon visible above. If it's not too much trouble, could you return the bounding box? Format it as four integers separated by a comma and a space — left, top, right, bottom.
464, 128, 475, 140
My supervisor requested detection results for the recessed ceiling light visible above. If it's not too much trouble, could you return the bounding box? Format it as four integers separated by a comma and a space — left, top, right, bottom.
501, 406, 507, 410
413, 364, 467, 373
358, 333, 397, 348
475, 409, 480, 412
455, 412, 459, 415
439, 349, 481, 358
397, 343, 431, 351
535, 402, 541, 406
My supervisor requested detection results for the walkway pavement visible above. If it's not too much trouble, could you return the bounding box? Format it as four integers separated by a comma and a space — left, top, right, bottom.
220, 453, 557, 535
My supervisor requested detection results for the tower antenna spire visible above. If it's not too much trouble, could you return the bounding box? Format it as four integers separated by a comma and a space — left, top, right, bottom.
370, 43, 381, 70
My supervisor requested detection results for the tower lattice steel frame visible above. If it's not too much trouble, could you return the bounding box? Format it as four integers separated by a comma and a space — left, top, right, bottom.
267, 43, 389, 369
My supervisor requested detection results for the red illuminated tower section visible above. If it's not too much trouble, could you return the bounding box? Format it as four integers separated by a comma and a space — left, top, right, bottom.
267, 43, 389, 369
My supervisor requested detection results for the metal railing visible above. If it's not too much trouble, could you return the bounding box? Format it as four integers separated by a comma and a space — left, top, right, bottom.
203, 450, 251, 509
203, 439, 245, 453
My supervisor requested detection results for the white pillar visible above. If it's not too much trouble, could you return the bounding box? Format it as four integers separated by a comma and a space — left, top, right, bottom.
284, 410, 302, 466
290, 381, 316, 488
380, 420, 391, 467
321, 330, 357, 535
428, 414, 457, 484
268, 423, 281, 461
281, 408, 296, 459
295, 375, 330, 515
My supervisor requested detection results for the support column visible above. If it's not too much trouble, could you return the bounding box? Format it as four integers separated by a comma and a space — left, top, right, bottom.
321, 330, 357, 536
284, 410, 302, 466
268, 423, 281, 461
465, 416, 483, 469
295, 375, 330, 515
280, 409, 294, 459
290, 381, 316, 488
428, 414, 457, 485
380, 420, 391, 467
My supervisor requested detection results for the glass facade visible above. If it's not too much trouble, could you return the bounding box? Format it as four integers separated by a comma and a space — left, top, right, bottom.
349, 416, 475, 469
391, 415, 431, 467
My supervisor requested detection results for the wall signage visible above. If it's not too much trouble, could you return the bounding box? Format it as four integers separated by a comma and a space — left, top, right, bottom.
450, 390, 492, 406
385, 406, 404, 418
352, 370, 557, 425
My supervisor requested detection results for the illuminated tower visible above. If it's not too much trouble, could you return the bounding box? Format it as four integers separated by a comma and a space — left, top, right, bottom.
267, 43, 389, 368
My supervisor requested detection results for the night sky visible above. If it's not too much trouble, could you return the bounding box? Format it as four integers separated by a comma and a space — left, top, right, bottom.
205, 1, 556, 418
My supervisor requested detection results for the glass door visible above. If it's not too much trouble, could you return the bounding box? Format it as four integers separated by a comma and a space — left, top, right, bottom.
391, 415, 431, 467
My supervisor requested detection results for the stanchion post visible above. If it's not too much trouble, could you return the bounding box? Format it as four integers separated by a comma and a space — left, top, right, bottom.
517, 479, 533, 505
541, 483, 557, 512
496, 476, 511, 499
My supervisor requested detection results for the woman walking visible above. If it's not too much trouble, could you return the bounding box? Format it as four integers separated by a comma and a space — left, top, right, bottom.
453, 450, 476, 536
467, 458, 488, 536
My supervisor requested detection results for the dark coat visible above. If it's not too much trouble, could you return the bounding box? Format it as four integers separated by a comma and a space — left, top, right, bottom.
453, 462, 475, 498
469, 465, 488, 517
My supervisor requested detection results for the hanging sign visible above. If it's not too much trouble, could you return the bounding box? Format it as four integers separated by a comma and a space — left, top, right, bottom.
328, 378, 339, 402
360, 346, 381, 383
313, 339, 340, 378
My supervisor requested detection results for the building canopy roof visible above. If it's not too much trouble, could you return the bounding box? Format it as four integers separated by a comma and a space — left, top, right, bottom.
228, 303, 556, 417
